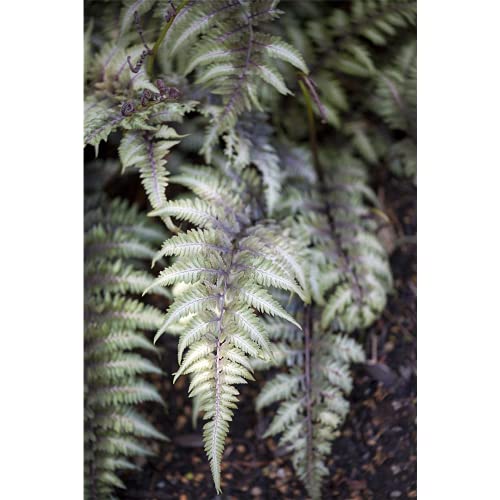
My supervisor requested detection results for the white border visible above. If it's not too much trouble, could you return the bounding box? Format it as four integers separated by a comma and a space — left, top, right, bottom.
1, 1, 83, 497
2, 1, 500, 498
419, 2, 500, 498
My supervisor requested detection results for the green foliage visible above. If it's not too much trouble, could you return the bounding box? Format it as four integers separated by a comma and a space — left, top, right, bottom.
278, 0, 417, 177
84, 195, 168, 499
84, 0, 415, 496
371, 40, 417, 176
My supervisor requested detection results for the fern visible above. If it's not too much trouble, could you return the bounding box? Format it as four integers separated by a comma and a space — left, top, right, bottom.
163, 0, 308, 158
149, 165, 309, 492
371, 40, 417, 176
224, 112, 282, 215
251, 145, 392, 497
85, 38, 198, 229
318, 155, 392, 331
84, 1, 415, 496
118, 126, 184, 217
256, 303, 365, 499
84, 195, 168, 499
282, 151, 393, 334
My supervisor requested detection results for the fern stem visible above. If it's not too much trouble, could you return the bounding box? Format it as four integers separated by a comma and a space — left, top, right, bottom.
298, 78, 321, 177
146, 0, 191, 78
299, 77, 364, 305
215, 0, 254, 132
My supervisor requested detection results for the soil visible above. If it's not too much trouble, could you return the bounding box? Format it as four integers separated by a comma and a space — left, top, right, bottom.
119, 173, 417, 500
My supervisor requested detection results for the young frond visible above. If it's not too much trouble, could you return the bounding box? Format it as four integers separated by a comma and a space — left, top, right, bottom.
84, 42, 166, 152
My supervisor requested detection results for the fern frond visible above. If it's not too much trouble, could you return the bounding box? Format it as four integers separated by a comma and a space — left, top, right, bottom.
119, 126, 183, 220
289, 153, 392, 334
224, 112, 282, 215
371, 40, 417, 133
84, 195, 167, 499
257, 309, 366, 500
165, 0, 308, 158
150, 165, 308, 492
255, 147, 392, 499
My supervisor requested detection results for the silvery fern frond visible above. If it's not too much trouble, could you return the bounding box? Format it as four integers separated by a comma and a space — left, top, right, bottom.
257, 308, 365, 500
150, 165, 309, 492
284, 152, 393, 334
163, 0, 308, 158
224, 112, 282, 216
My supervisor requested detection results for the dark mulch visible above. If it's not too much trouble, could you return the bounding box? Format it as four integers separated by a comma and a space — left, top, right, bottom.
120, 173, 417, 500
